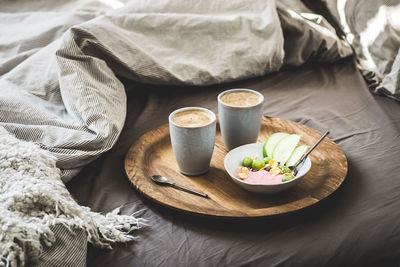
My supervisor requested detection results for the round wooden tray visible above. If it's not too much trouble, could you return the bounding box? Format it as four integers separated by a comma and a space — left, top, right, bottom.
124, 117, 347, 218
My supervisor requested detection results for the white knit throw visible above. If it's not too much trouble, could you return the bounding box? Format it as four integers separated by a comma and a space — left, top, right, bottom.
0, 128, 144, 267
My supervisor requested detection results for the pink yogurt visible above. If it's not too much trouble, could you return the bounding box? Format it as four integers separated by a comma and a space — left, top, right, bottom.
235, 167, 285, 185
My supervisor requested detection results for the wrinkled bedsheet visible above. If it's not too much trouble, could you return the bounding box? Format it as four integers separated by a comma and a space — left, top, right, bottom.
68, 57, 400, 266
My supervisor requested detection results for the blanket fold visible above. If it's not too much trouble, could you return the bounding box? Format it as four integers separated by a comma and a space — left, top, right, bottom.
321, 0, 400, 101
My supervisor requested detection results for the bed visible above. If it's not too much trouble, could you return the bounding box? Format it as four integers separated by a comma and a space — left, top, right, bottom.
1, 0, 399, 266
67, 57, 400, 267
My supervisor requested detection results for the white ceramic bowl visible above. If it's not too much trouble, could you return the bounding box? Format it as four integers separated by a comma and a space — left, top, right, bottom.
224, 143, 311, 194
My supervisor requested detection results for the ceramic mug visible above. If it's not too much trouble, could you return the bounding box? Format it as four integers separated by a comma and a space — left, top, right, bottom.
169, 107, 216, 176
217, 88, 264, 151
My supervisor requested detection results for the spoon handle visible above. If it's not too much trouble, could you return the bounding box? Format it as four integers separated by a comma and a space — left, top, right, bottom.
293, 131, 330, 176
171, 183, 209, 198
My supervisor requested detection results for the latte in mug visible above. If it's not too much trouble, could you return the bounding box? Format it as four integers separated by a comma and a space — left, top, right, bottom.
220, 91, 261, 107
172, 110, 213, 127
217, 89, 264, 151
169, 107, 216, 176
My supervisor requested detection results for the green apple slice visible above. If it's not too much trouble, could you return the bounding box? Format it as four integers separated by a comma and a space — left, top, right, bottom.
285, 145, 309, 167
272, 134, 301, 167
263, 132, 289, 158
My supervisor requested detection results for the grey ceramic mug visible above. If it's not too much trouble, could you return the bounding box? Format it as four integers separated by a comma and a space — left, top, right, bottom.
169, 107, 216, 176
218, 89, 264, 151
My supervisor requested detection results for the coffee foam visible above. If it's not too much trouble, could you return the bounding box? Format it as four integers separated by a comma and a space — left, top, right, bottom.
172, 109, 213, 127
220, 91, 260, 107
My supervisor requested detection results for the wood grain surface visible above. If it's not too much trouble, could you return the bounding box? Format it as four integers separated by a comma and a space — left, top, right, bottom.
124, 117, 348, 218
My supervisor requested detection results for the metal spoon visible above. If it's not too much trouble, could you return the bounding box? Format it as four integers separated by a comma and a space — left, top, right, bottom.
291, 131, 330, 176
151, 175, 209, 199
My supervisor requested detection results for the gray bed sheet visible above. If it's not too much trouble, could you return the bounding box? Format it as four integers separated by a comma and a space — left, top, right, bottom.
67, 57, 400, 266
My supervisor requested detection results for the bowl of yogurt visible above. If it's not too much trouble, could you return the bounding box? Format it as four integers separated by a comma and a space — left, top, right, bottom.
224, 143, 311, 194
